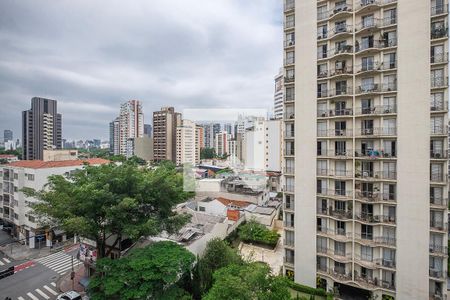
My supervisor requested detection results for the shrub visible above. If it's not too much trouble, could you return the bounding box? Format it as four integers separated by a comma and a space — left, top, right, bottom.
287, 281, 328, 297
238, 220, 280, 247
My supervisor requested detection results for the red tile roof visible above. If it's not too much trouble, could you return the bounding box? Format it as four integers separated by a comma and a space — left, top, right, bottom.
0, 154, 17, 158
6, 158, 110, 169
216, 197, 252, 208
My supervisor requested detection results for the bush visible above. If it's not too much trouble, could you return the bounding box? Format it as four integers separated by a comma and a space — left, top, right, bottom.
238, 220, 280, 247
288, 281, 328, 297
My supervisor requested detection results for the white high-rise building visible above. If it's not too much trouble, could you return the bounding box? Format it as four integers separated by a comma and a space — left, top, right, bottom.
176, 120, 197, 166
119, 100, 144, 157
215, 131, 231, 157
274, 69, 285, 120
282, 1, 448, 299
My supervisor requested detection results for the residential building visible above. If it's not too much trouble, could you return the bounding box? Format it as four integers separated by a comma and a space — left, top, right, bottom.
22, 97, 62, 160
109, 117, 120, 155
3, 130, 13, 143
215, 131, 231, 157
203, 123, 213, 148
274, 69, 285, 120
196, 125, 205, 163
118, 100, 144, 157
0, 158, 109, 248
176, 119, 197, 166
264, 119, 282, 172
153, 107, 182, 162
134, 136, 153, 161
144, 124, 152, 138
282, 1, 448, 299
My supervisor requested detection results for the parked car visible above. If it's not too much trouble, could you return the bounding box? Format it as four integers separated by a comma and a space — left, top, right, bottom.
56, 291, 82, 300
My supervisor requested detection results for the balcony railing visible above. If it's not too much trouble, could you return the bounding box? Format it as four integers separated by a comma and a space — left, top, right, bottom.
357, 0, 381, 9
317, 188, 353, 198
357, 127, 397, 137
355, 190, 396, 202
431, 4, 449, 16
429, 244, 448, 255
329, 25, 353, 37
429, 269, 445, 279
318, 129, 353, 137
329, 66, 353, 77
284, 39, 295, 48
355, 105, 396, 115
318, 45, 353, 60
382, 16, 396, 27
355, 19, 381, 32
355, 275, 396, 291
285, 130, 295, 138
431, 77, 448, 88
284, 112, 295, 120
317, 207, 353, 219
354, 234, 396, 246
355, 38, 397, 52
431, 101, 448, 112
354, 255, 396, 269
284, 185, 295, 193
285, 75, 295, 83
430, 196, 448, 208
317, 169, 354, 178
430, 150, 447, 159
431, 27, 448, 39
318, 149, 354, 158
355, 212, 396, 224
430, 173, 445, 183
355, 149, 396, 159
317, 108, 353, 117
284, 20, 295, 29
431, 52, 449, 64
356, 170, 397, 180
430, 221, 447, 231
356, 83, 381, 94
317, 226, 353, 239
317, 266, 353, 282
317, 247, 352, 260
431, 126, 448, 135
284, 0, 295, 12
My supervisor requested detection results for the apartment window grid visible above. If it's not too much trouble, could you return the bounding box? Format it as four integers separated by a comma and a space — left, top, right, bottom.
282, 0, 448, 296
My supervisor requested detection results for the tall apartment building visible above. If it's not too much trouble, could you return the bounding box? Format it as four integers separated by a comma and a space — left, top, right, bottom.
22, 97, 62, 160
274, 69, 285, 120
3, 130, 13, 143
215, 131, 231, 157
196, 125, 205, 163
144, 124, 152, 138
109, 117, 120, 155
282, 1, 448, 299
176, 119, 197, 166
153, 107, 182, 162
109, 100, 144, 157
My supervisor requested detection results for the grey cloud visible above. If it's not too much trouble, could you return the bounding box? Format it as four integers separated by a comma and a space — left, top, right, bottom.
0, 0, 282, 140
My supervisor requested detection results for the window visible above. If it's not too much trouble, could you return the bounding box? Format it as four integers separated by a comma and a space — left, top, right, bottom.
383, 52, 396, 69
383, 96, 396, 113
431, 92, 444, 110
285, 14, 295, 28
335, 121, 346, 136
361, 56, 374, 71
317, 160, 327, 176
360, 35, 374, 50
286, 51, 295, 64
383, 74, 397, 90
199, 206, 205, 212
361, 77, 375, 92
431, 163, 443, 181
317, 236, 327, 252
336, 220, 346, 235
383, 162, 396, 179
28, 215, 35, 222
335, 161, 346, 177
317, 82, 328, 97
27, 174, 35, 181
317, 44, 327, 59
431, 44, 445, 63
285, 230, 295, 247
317, 63, 327, 77
335, 200, 346, 211
285, 87, 294, 101
335, 80, 347, 94
317, 179, 327, 194
334, 242, 346, 256
361, 246, 373, 262
383, 118, 396, 135
431, 116, 444, 134
335, 181, 346, 196
285, 32, 295, 46
335, 141, 346, 155
383, 140, 396, 157
430, 140, 444, 158
317, 5, 327, 20
317, 25, 327, 39
361, 224, 373, 240
431, 69, 445, 87
362, 15, 374, 28
317, 140, 327, 156
383, 8, 396, 25
317, 121, 327, 136
335, 20, 347, 33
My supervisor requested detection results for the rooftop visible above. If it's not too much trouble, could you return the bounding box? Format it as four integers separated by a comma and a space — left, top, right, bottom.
0, 154, 17, 158
5, 158, 110, 169
216, 197, 252, 208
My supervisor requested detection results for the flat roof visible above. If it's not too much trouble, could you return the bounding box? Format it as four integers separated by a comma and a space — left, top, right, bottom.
6, 158, 110, 169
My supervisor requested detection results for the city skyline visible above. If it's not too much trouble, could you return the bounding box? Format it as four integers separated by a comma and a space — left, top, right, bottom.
0, 0, 283, 140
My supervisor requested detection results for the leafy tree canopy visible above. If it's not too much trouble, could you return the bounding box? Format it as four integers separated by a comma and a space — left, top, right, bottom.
89, 241, 195, 300
238, 220, 280, 247
203, 262, 291, 300
25, 161, 193, 258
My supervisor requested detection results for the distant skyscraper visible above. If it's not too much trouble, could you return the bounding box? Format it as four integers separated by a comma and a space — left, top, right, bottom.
214, 131, 230, 157
203, 123, 212, 148
22, 97, 62, 160
119, 100, 144, 157
274, 69, 284, 120
109, 117, 120, 154
3, 130, 13, 143
176, 119, 197, 166
144, 124, 152, 138
153, 107, 182, 162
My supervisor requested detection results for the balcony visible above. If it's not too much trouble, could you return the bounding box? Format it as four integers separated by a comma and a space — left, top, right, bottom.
431, 4, 448, 16
431, 101, 448, 112
284, 0, 294, 13
431, 27, 448, 40
431, 126, 448, 136
355, 19, 381, 32
317, 266, 352, 282
317, 188, 353, 199
382, 16, 397, 27
317, 247, 352, 261
355, 255, 396, 269
355, 212, 396, 224
284, 39, 295, 48
429, 244, 448, 256
356, 83, 380, 94
285, 74, 295, 84
429, 269, 445, 279
355, 170, 397, 181
354, 234, 396, 247
317, 207, 353, 220
355, 105, 396, 116
431, 77, 448, 89
284, 202, 295, 211
319, 45, 353, 60
355, 149, 396, 159
284, 111, 295, 120
356, 127, 397, 137
318, 129, 353, 138
430, 196, 448, 208
285, 130, 295, 139
327, 87, 353, 98
431, 53, 449, 64
318, 149, 354, 158
430, 221, 447, 232
430, 150, 447, 160
355, 275, 396, 291
430, 173, 445, 183
284, 20, 295, 30
355, 38, 397, 53
329, 66, 353, 78
355, 190, 396, 203
284, 184, 295, 193
327, 4, 353, 20
317, 108, 353, 118
329, 25, 353, 39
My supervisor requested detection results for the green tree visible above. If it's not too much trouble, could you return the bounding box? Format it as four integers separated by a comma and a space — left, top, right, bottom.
26, 162, 192, 258
0, 148, 22, 160
238, 220, 280, 247
89, 241, 195, 300
203, 263, 291, 300
200, 147, 215, 159
197, 238, 243, 295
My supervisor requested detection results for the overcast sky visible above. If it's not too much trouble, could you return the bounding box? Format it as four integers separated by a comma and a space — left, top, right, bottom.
0, 0, 283, 141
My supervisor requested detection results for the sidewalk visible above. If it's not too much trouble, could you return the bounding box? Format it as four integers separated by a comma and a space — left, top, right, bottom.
58, 264, 87, 294
0, 240, 74, 261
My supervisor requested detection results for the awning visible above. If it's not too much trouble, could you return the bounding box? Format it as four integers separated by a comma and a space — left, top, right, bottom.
53, 228, 65, 236
79, 276, 90, 288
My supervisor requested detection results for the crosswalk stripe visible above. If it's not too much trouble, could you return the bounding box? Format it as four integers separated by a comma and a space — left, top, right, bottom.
51, 282, 56, 287
0, 260, 4, 266
18, 297, 25, 300
26, 292, 39, 300
36, 252, 67, 263
3, 257, 11, 263
35, 288, 50, 299
44, 285, 58, 296
53, 260, 81, 272
43, 258, 72, 269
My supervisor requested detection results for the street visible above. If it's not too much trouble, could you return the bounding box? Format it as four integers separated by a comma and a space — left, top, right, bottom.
0, 238, 82, 300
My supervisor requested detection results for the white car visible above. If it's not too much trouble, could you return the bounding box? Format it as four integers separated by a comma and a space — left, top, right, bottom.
56, 291, 82, 300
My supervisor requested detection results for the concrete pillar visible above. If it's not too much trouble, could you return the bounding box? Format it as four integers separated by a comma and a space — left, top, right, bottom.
29, 232, 35, 249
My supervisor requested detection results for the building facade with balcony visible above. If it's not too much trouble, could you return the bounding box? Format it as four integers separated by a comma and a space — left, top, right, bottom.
0, 159, 109, 248
282, 0, 449, 299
